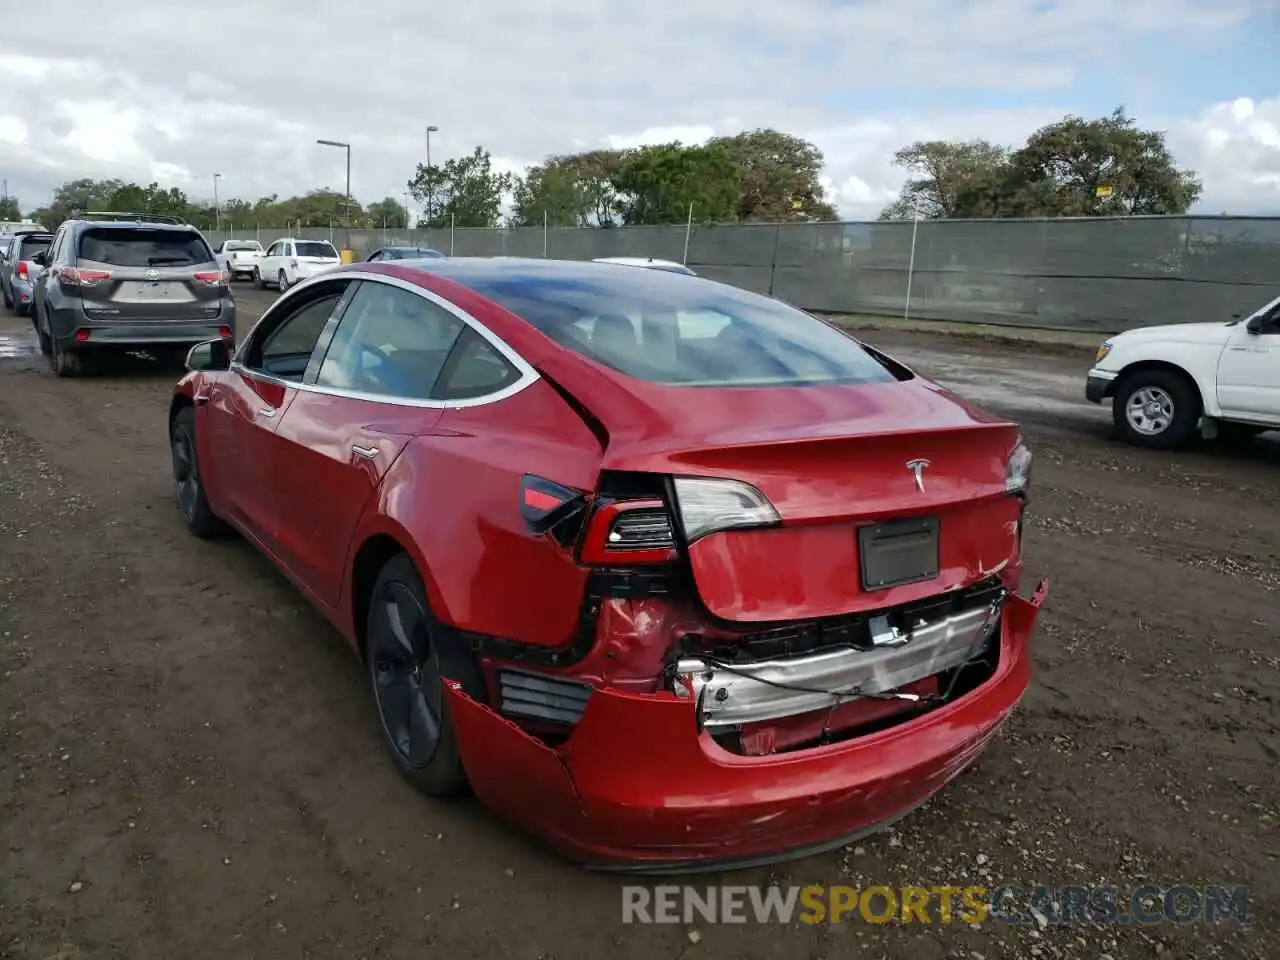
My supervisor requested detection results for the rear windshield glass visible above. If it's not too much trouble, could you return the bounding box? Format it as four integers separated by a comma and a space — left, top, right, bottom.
296, 241, 337, 258
468, 268, 897, 387
78, 228, 213, 267
18, 237, 51, 258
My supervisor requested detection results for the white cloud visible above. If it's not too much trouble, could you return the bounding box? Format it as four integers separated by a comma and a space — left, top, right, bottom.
0, 0, 1274, 220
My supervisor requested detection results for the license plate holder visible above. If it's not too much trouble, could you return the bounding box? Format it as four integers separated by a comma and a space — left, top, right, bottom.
858, 516, 940, 591
136, 282, 173, 299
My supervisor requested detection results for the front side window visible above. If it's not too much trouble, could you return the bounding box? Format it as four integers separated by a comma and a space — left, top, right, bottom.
466, 268, 898, 387
246, 286, 348, 380
314, 281, 465, 398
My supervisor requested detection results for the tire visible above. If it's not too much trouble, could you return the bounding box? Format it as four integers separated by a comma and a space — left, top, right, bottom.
170, 406, 225, 538
277, 270, 289, 293
1113, 368, 1201, 450
35, 305, 51, 356
254, 267, 266, 290
365, 553, 481, 797
49, 333, 86, 377
2, 281, 11, 310
14, 299, 29, 318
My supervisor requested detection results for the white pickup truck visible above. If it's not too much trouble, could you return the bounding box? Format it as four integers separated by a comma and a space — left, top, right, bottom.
215, 239, 264, 282
1086, 293, 1280, 448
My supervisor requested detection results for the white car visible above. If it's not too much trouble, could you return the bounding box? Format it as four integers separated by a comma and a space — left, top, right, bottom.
591, 256, 696, 276
256, 238, 341, 291
1086, 293, 1280, 448
215, 239, 263, 282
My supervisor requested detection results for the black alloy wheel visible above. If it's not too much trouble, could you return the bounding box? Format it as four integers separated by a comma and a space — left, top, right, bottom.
170, 407, 224, 538
366, 554, 471, 795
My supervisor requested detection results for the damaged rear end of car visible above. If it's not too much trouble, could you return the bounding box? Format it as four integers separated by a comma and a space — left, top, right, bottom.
426, 261, 1047, 870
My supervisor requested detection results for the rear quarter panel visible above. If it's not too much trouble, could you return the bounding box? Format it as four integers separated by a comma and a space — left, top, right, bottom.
347, 377, 605, 648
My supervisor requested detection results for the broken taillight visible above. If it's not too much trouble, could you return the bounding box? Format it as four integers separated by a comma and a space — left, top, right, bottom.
15, 261, 28, 280
579, 498, 677, 565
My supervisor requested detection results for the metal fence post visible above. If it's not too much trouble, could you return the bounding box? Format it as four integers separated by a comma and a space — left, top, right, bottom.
904, 208, 920, 322
767, 222, 783, 296
543, 210, 549, 258
450, 214, 455, 255
682, 202, 694, 265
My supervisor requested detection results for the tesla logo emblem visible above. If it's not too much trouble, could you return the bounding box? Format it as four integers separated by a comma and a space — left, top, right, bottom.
144, 269, 160, 280
906, 458, 930, 492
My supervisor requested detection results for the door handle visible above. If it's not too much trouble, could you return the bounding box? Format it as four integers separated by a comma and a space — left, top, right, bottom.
351, 444, 379, 460
259, 407, 277, 418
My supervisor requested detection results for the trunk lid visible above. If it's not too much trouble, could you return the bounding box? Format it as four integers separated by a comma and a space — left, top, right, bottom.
538, 354, 1024, 621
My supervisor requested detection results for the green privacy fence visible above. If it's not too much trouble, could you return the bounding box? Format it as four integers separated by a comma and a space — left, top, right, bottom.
208, 215, 1280, 334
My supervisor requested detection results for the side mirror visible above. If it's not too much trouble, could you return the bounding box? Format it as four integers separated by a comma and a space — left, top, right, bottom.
185, 337, 232, 372
1245, 316, 1262, 335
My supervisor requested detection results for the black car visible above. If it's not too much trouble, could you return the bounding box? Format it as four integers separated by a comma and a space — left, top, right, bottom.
30, 212, 236, 377
365, 246, 445, 262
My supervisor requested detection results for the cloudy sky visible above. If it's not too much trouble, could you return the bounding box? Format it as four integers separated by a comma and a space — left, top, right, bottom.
0, 0, 1277, 221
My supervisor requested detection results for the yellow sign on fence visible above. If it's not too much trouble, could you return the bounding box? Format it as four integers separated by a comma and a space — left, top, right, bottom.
1095, 185, 1114, 199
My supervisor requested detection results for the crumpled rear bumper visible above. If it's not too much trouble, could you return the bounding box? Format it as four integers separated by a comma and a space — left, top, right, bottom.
446, 580, 1046, 873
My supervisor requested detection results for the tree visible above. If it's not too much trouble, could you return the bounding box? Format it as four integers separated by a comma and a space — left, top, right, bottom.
510, 150, 627, 227
1006, 107, 1201, 216
511, 162, 591, 227
612, 142, 742, 226
0, 195, 20, 220
709, 129, 838, 222
366, 197, 409, 228
879, 140, 1010, 220
408, 146, 512, 228
879, 108, 1202, 220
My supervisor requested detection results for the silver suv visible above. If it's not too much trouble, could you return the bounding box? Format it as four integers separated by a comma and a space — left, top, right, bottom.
31, 212, 236, 377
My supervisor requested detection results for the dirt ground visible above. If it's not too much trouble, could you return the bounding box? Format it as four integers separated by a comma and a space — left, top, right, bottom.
1, 287, 1276, 960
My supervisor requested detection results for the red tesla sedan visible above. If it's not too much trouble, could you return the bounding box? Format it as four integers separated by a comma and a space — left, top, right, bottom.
169, 257, 1045, 872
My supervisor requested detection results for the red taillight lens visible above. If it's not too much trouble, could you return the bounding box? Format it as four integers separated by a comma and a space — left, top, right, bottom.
218, 326, 232, 339
193, 270, 228, 286
57, 267, 111, 286
16, 261, 28, 279
74, 329, 91, 342
580, 498, 676, 565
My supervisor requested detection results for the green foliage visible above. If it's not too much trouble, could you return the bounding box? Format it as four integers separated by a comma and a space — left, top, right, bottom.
612, 142, 742, 225
408, 146, 513, 228
880, 108, 1202, 220
709, 129, 839, 222
509, 131, 837, 227
0, 194, 21, 220
366, 197, 409, 228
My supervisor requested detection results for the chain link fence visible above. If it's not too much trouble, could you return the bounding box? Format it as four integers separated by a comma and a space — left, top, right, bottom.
208, 216, 1280, 333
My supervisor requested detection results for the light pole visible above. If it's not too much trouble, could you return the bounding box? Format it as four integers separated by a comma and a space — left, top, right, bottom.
212, 173, 221, 232
425, 125, 439, 225
316, 139, 351, 225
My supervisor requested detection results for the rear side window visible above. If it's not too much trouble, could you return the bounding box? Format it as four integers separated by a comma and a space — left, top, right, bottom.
468, 270, 897, 388
77, 228, 213, 267
296, 241, 337, 258
432, 328, 521, 400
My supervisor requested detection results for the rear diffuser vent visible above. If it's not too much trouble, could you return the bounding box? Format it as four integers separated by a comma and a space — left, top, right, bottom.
498, 669, 593, 725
